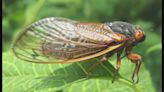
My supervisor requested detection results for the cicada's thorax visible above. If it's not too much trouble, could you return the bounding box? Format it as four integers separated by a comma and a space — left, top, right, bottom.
105, 21, 138, 46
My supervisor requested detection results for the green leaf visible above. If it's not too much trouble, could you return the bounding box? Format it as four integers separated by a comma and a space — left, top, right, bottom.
145, 44, 162, 55
3, 51, 156, 92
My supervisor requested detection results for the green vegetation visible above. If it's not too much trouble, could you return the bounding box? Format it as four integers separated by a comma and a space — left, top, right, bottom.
3, 0, 161, 92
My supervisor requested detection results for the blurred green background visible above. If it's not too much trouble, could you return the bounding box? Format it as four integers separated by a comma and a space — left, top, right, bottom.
2, 0, 162, 92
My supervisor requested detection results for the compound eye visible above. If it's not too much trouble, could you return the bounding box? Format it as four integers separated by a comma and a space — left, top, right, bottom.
134, 29, 145, 42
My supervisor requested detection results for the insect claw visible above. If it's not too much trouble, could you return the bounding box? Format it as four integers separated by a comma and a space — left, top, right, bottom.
136, 77, 139, 83
132, 73, 139, 83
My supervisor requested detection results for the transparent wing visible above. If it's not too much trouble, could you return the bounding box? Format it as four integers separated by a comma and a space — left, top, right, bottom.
12, 17, 123, 63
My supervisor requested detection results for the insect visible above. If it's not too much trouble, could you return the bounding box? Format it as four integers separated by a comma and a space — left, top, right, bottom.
12, 17, 145, 83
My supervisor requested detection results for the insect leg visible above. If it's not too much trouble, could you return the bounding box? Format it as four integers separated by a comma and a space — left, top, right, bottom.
127, 53, 142, 83
86, 56, 107, 76
112, 49, 123, 83
126, 45, 142, 83
86, 50, 116, 77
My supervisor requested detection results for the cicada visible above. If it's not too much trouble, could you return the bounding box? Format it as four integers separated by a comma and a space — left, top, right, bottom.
12, 17, 145, 83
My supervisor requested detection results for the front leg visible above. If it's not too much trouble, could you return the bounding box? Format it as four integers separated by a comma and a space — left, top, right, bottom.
126, 47, 142, 83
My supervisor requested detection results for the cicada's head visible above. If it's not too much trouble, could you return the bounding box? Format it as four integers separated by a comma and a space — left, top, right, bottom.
105, 21, 145, 44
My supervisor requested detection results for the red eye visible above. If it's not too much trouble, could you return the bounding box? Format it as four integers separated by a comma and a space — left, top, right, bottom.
134, 29, 145, 42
